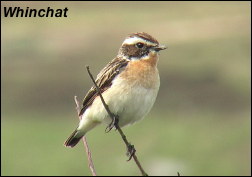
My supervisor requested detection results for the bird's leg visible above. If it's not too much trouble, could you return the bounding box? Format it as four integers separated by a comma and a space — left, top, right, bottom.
104, 113, 136, 160
126, 144, 136, 161
105, 114, 119, 133
105, 113, 136, 161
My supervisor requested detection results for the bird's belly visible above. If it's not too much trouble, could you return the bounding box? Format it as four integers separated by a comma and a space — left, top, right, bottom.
86, 74, 160, 127
112, 85, 159, 127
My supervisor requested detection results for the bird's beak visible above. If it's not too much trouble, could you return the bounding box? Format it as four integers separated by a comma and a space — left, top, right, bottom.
153, 44, 167, 52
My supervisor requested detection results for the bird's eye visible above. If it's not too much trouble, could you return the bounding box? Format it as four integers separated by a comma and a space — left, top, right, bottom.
136, 42, 144, 48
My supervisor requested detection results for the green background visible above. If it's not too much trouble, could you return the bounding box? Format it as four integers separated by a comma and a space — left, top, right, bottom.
1, 1, 251, 176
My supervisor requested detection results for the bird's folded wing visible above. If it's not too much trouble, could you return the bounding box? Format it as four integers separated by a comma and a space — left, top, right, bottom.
79, 58, 129, 116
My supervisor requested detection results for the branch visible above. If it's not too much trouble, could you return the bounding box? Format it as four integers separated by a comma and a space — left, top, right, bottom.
74, 96, 97, 176
86, 66, 148, 176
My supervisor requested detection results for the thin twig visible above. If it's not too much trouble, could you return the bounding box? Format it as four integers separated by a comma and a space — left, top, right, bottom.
86, 66, 148, 176
74, 96, 97, 176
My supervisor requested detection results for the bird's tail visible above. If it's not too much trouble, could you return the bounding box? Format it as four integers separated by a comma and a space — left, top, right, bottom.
64, 129, 85, 148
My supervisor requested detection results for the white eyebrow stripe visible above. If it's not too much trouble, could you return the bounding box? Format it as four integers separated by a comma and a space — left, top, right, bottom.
122, 37, 155, 46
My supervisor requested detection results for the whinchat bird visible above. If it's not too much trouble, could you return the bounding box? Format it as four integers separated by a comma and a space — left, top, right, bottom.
64, 32, 166, 147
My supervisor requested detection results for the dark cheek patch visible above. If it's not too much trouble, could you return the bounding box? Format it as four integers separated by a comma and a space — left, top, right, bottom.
121, 44, 150, 59
127, 45, 139, 57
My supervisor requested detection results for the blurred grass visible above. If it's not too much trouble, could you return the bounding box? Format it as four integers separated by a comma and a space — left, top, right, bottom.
1, 1, 251, 176
1, 110, 250, 176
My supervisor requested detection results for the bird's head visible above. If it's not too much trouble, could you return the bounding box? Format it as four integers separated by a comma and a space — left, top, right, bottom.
118, 32, 166, 60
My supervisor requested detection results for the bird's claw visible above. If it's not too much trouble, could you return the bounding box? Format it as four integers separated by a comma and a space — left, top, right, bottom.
126, 144, 136, 161
105, 114, 119, 133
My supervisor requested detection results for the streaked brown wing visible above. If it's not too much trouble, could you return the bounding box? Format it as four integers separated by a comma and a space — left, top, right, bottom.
79, 57, 129, 116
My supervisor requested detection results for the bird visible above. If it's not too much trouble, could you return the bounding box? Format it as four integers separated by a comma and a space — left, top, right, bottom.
64, 32, 166, 148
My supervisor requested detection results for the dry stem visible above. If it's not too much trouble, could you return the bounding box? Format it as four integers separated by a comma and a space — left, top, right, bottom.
86, 66, 148, 176
74, 96, 97, 176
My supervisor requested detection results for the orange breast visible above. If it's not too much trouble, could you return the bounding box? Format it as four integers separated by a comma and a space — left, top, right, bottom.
120, 52, 159, 88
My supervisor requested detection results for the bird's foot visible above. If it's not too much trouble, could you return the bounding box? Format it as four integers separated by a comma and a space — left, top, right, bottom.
105, 114, 119, 133
126, 144, 136, 161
